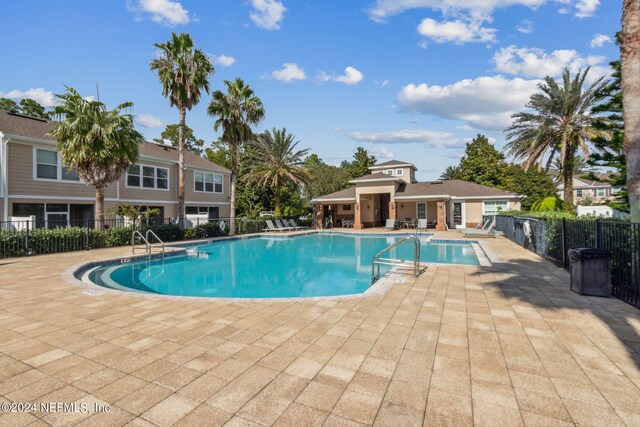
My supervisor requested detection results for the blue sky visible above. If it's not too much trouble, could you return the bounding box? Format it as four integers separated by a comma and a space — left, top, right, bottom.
0, 0, 622, 180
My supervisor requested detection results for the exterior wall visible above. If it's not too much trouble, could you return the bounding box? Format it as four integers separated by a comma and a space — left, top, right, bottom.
359, 193, 381, 226
8, 142, 117, 199
118, 158, 177, 203
355, 183, 396, 199
370, 166, 414, 183
336, 203, 354, 215
461, 198, 521, 227
396, 202, 416, 220
184, 168, 231, 204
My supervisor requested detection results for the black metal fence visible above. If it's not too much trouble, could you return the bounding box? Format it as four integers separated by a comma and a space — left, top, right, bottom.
487, 215, 640, 308
0, 217, 286, 259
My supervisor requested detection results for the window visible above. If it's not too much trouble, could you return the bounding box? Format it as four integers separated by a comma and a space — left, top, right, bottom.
194, 171, 223, 193
386, 170, 393, 176
126, 164, 169, 190
597, 188, 605, 197
35, 149, 80, 182
342, 204, 352, 211
483, 201, 508, 215
417, 202, 426, 219
186, 206, 219, 219
576, 189, 583, 197
396, 169, 403, 176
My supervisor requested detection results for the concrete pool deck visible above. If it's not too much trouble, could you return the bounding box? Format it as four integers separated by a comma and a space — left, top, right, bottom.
1, 231, 640, 426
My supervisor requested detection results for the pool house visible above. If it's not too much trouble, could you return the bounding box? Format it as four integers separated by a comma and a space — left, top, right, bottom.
312, 160, 521, 230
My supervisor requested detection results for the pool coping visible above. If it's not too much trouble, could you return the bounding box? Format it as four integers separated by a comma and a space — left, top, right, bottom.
61, 231, 495, 302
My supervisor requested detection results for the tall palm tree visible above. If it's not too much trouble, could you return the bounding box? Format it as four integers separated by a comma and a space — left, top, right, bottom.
48, 87, 142, 226
505, 68, 608, 206
208, 78, 265, 235
244, 128, 311, 213
440, 165, 461, 180
150, 32, 213, 220
621, 0, 640, 221
549, 154, 591, 182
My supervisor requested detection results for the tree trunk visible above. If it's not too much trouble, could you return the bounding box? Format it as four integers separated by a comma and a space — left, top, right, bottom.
563, 153, 575, 206
177, 107, 186, 221
95, 186, 104, 229
622, 0, 640, 221
229, 142, 238, 236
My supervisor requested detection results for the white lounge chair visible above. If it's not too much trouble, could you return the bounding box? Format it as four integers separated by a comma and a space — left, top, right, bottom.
275, 219, 295, 231
283, 219, 303, 230
462, 223, 497, 238
290, 219, 311, 229
459, 217, 493, 234
263, 219, 281, 232
416, 219, 428, 231
383, 219, 397, 230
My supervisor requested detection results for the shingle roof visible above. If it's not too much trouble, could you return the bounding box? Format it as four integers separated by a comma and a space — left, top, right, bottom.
313, 187, 356, 202
349, 172, 402, 182
369, 160, 417, 170
396, 180, 518, 198
0, 110, 229, 173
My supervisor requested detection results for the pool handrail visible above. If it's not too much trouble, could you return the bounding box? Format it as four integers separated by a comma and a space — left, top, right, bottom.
371, 235, 422, 283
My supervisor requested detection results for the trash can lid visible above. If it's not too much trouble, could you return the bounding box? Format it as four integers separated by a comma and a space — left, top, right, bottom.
568, 247, 611, 259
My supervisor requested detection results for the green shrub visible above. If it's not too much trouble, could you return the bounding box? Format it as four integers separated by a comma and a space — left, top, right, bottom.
531, 197, 563, 212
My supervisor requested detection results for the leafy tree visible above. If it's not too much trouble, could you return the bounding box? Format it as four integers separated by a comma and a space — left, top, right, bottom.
48, 87, 142, 225
621, 0, 640, 221
502, 164, 558, 210
153, 123, 205, 155
440, 165, 462, 180
0, 98, 20, 112
244, 128, 311, 212
19, 99, 48, 118
204, 139, 232, 169
458, 134, 506, 187
303, 154, 351, 201
150, 32, 214, 220
349, 147, 377, 179
505, 68, 608, 206
208, 78, 265, 235
587, 44, 628, 211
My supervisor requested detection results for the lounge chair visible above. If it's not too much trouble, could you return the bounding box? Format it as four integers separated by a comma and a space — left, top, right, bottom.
459, 217, 493, 234
462, 223, 497, 238
416, 219, 428, 231
275, 219, 295, 231
290, 219, 312, 229
263, 219, 281, 232
383, 219, 397, 230
283, 219, 303, 230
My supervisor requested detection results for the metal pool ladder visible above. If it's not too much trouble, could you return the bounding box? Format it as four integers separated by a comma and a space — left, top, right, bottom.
132, 230, 165, 258
371, 235, 423, 284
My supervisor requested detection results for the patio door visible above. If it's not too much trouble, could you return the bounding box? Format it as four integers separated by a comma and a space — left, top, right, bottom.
417, 203, 426, 219
452, 202, 464, 228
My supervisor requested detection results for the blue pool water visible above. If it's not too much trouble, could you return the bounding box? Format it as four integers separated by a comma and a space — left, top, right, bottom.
87, 234, 480, 298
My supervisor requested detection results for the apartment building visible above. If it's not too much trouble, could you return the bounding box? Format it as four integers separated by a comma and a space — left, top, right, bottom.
0, 110, 230, 226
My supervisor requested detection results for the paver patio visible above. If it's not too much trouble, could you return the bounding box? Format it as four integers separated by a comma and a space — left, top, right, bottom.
1, 231, 639, 426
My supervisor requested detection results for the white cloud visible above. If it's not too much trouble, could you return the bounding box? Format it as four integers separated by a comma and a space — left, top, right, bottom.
271, 63, 307, 82
493, 45, 609, 80
378, 80, 389, 88
135, 114, 165, 128
347, 129, 462, 148
418, 18, 496, 44
127, 0, 189, 26
397, 75, 540, 131
575, 0, 599, 17
214, 54, 236, 67
590, 33, 611, 48
249, 0, 286, 30
417, 39, 429, 49
0, 87, 57, 107
516, 19, 533, 34
369, 147, 396, 159
334, 66, 364, 85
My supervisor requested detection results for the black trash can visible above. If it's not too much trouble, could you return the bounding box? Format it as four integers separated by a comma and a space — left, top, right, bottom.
568, 247, 612, 296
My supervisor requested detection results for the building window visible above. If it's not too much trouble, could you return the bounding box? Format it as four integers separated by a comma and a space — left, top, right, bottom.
396, 169, 403, 176
597, 188, 605, 197
194, 172, 223, 193
576, 189, 583, 197
186, 206, 220, 219
126, 164, 169, 190
483, 201, 508, 215
386, 170, 393, 176
35, 148, 80, 182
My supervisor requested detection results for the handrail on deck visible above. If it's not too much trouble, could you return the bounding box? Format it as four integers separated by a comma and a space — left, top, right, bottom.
145, 229, 165, 257
132, 230, 149, 254
371, 235, 422, 284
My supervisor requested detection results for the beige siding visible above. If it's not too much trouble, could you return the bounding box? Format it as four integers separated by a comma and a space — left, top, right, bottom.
8, 142, 117, 198
184, 168, 230, 204
356, 183, 396, 199
337, 204, 353, 215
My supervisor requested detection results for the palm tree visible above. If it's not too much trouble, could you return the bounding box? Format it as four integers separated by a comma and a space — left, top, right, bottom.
244, 128, 312, 213
440, 165, 461, 180
621, 0, 640, 221
549, 154, 591, 182
150, 32, 213, 220
208, 78, 265, 235
505, 68, 608, 205
48, 87, 142, 226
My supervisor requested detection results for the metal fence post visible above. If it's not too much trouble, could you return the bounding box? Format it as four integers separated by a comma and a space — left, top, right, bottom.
561, 218, 567, 268
25, 220, 30, 256
85, 218, 90, 250
595, 219, 602, 249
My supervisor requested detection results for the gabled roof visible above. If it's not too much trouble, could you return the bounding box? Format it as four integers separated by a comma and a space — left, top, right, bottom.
312, 187, 356, 202
349, 172, 403, 183
395, 180, 518, 198
368, 160, 417, 171
0, 110, 229, 173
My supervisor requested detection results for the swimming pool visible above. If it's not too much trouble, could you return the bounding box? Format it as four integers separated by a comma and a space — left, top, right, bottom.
85, 233, 481, 299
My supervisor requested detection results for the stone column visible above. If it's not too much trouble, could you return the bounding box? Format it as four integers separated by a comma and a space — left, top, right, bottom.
388, 201, 397, 220
314, 204, 324, 229
354, 202, 363, 230
436, 201, 446, 231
